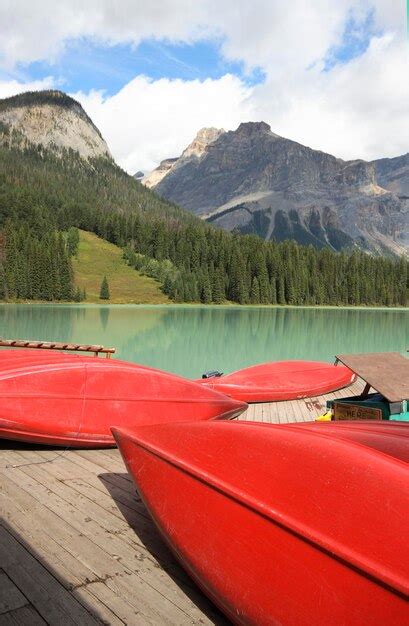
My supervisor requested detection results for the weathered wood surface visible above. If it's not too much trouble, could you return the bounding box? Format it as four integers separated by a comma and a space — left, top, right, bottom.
0, 340, 115, 357
241, 377, 365, 422
336, 353, 409, 402
0, 380, 364, 625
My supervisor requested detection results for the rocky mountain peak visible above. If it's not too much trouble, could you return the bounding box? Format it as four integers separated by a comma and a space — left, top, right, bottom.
181, 127, 225, 159
144, 121, 408, 255
142, 158, 179, 188
0, 89, 111, 160
235, 121, 275, 137
143, 127, 224, 188
133, 170, 144, 180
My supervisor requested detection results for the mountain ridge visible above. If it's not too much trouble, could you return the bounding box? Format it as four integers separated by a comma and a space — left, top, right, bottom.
0, 89, 406, 307
145, 122, 408, 255
143, 126, 225, 188
0, 89, 111, 160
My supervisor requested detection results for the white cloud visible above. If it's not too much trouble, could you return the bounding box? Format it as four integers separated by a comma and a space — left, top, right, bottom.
0, 1, 407, 171
74, 74, 254, 172
250, 33, 409, 161
0, 1, 207, 69
1, 1, 399, 71
0, 77, 55, 100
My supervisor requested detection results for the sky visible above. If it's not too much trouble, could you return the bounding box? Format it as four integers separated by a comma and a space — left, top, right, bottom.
0, 1, 407, 173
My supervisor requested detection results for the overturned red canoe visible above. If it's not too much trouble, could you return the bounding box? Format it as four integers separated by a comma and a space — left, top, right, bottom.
0, 350, 247, 447
284, 420, 409, 461
113, 420, 409, 625
196, 360, 355, 402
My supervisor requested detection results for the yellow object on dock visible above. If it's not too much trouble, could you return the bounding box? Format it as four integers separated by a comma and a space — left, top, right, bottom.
315, 410, 333, 422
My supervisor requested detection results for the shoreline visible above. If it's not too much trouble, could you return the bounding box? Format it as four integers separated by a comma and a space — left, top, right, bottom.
0, 302, 408, 311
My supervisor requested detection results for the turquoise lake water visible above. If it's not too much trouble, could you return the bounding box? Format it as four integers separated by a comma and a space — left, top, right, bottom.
0, 304, 407, 379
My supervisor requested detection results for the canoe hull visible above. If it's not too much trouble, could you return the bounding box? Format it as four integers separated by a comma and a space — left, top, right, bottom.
113, 421, 409, 625
196, 360, 355, 402
0, 350, 247, 447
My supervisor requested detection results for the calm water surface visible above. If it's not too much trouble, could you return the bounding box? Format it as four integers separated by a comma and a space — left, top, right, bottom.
0, 305, 407, 379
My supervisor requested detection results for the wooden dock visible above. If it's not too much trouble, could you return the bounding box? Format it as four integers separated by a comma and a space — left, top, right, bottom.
0, 378, 364, 625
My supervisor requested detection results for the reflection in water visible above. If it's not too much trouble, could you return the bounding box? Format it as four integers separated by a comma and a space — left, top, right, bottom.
0, 304, 407, 378
99, 306, 110, 331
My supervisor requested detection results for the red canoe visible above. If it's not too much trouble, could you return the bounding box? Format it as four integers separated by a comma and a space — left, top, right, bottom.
0, 350, 246, 447
195, 360, 355, 402
113, 420, 409, 625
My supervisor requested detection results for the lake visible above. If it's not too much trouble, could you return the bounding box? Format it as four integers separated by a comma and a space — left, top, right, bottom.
0, 304, 407, 379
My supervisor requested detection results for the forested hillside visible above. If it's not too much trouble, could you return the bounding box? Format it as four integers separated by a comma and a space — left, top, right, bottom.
72, 230, 169, 303
0, 143, 407, 306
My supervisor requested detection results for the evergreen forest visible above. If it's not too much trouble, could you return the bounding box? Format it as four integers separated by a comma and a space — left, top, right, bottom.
0, 142, 407, 306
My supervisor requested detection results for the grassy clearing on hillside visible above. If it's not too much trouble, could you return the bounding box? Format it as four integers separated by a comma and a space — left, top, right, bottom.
72, 230, 170, 304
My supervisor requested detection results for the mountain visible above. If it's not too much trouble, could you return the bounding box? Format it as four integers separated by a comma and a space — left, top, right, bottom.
373, 153, 409, 198
145, 122, 409, 255
0, 90, 111, 160
143, 127, 225, 188
0, 89, 406, 308
133, 170, 145, 181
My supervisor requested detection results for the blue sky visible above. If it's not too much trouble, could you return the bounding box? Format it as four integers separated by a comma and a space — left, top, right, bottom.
323, 10, 376, 71
1, 9, 374, 98
10, 38, 266, 96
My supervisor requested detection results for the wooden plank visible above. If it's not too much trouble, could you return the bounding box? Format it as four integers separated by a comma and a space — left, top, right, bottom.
0, 448, 224, 625
53, 452, 144, 508
19, 451, 199, 584
247, 403, 256, 421
74, 449, 129, 474
271, 401, 286, 424
0, 605, 47, 626
0, 475, 150, 625
75, 583, 129, 626
251, 403, 261, 422
0, 569, 29, 614
302, 396, 325, 419
289, 400, 304, 422
0, 474, 111, 585
278, 401, 293, 424
0, 339, 115, 356
0, 523, 100, 625
336, 353, 409, 402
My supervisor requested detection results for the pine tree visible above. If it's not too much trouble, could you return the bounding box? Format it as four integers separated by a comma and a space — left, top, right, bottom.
270, 277, 277, 304
212, 269, 225, 303
99, 275, 110, 300
163, 274, 173, 296
66, 227, 80, 256
200, 272, 212, 304
57, 233, 74, 300
0, 263, 6, 299
250, 276, 260, 303
277, 276, 286, 305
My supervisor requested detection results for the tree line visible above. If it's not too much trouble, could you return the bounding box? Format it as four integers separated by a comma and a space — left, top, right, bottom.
0, 142, 407, 306
0, 221, 83, 301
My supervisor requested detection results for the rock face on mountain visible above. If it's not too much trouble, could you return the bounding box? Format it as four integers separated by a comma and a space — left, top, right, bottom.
0, 90, 111, 160
143, 158, 179, 188
373, 154, 409, 199
133, 170, 145, 181
146, 122, 408, 254
143, 127, 224, 188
